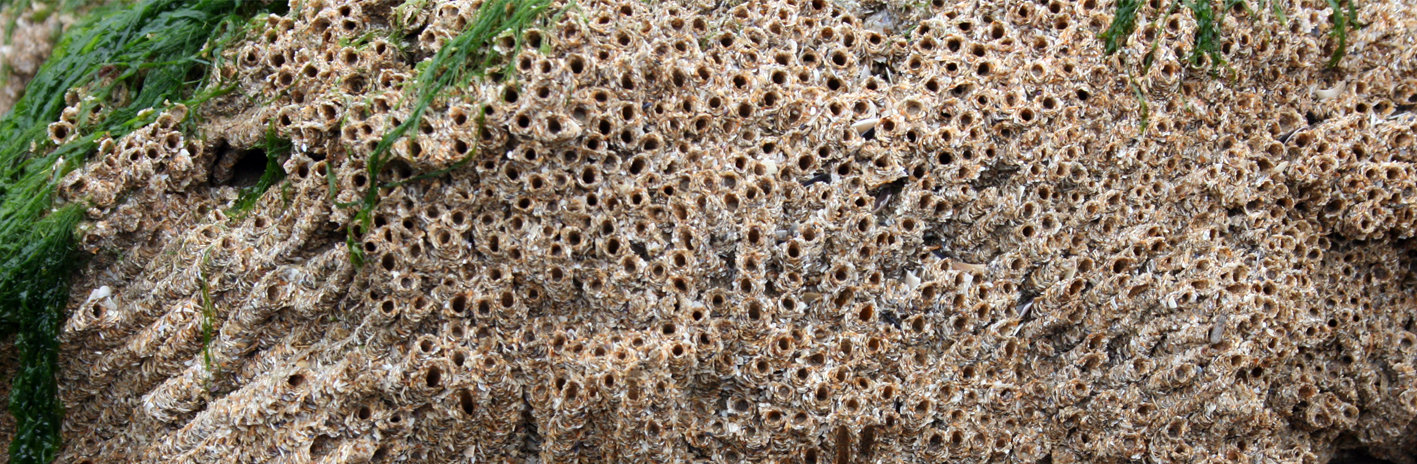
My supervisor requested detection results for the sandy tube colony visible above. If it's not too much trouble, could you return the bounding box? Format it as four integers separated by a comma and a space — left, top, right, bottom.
4, 0, 1416, 461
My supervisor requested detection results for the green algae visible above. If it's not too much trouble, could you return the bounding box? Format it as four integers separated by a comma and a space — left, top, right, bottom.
1100, 0, 1141, 56
0, 0, 283, 461
1102, 0, 1357, 70
1325, 0, 1359, 68
228, 124, 292, 216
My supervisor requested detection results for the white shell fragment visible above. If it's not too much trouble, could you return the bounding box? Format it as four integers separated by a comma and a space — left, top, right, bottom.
851, 118, 880, 134
1209, 314, 1228, 344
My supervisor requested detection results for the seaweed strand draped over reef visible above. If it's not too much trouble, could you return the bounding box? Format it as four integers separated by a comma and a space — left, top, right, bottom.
4, 0, 1417, 461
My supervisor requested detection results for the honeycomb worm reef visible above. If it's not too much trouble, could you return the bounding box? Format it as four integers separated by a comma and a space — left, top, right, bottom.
15, 0, 1417, 461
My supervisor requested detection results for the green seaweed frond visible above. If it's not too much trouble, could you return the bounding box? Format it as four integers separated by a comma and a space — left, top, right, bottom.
0, 204, 80, 464
1127, 70, 1150, 135
1100, 0, 1141, 55
1184, 0, 1227, 72
197, 260, 218, 390
1271, 0, 1287, 25
1324, 0, 1359, 68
